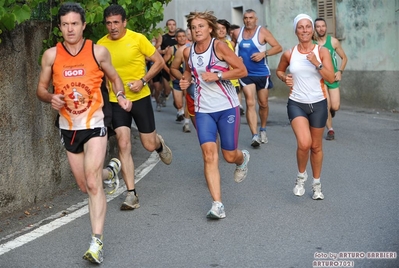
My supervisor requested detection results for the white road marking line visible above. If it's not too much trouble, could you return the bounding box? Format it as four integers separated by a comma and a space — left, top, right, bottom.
0, 152, 159, 256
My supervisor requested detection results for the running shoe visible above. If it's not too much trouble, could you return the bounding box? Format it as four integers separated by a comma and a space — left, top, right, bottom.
161, 95, 167, 107
156, 103, 161, 112
120, 192, 140, 210
183, 124, 191, 133
251, 135, 261, 148
83, 236, 104, 264
312, 183, 324, 200
157, 134, 172, 165
176, 113, 184, 122
326, 130, 335, 141
206, 201, 226, 219
260, 130, 268, 144
293, 171, 308, 196
158, 94, 166, 107
104, 158, 121, 195
234, 150, 250, 183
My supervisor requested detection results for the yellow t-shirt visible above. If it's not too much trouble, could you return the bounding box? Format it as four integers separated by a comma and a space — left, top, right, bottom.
98, 29, 156, 102
224, 40, 240, 88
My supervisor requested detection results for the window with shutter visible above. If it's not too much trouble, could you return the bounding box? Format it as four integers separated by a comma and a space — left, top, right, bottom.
317, 0, 336, 37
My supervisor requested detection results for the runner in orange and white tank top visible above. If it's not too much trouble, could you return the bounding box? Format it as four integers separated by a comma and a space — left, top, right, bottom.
36, 3, 131, 264
276, 14, 335, 202
52, 39, 108, 130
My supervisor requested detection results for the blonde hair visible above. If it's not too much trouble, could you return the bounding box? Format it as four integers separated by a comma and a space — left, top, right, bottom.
186, 11, 218, 39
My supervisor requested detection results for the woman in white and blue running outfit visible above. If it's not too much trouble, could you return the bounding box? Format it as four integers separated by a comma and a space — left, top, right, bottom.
179, 11, 249, 219
276, 14, 334, 200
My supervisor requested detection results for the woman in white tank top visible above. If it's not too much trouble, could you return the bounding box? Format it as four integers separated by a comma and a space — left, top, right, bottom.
276, 14, 334, 201
179, 11, 249, 219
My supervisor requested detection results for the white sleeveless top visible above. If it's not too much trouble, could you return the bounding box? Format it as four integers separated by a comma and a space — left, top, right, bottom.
289, 45, 327, 103
188, 38, 239, 113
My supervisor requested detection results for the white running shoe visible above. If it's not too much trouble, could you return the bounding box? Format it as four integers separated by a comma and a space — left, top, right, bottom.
104, 158, 121, 195
312, 183, 324, 200
182, 124, 191, 133
83, 236, 104, 264
251, 135, 261, 148
293, 171, 308, 196
234, 150, 250, 183
157, 134, 172, 165
206, 201, 226, 219
260, 130, 268, 144
120, 192, 140, 210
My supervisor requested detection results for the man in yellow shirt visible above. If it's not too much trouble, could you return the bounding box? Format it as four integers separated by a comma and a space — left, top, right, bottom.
98, 4, 172, 211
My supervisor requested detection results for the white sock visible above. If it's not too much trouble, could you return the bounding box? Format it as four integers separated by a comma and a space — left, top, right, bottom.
313, 178, 320, 185
184, 118, 190, 124
298, 170, 307, 177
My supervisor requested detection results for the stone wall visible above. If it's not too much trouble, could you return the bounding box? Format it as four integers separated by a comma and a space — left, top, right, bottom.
0, 21, 75, 216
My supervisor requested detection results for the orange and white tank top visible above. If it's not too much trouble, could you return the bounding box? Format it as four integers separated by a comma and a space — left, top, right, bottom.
289, 44, 327, 104
52, 40, 105, 130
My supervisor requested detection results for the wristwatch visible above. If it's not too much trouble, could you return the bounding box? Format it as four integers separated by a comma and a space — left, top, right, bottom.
140, 78, 147, 86
316, 63, 323, 70
217, 72, 223, 81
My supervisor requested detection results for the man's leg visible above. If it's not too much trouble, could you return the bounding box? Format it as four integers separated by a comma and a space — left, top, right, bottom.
114, 126, 140, 210
183, 94, 191, 133
173, 87, 184, 122
162, 77, 172, 106
70, 135, 107, 264
153, 81, 163, 112
67, 135, 107, 235
257, 88, 269, 143
325, 87, 340, 140
236, 86, 245, 115
242, 84, 260, 147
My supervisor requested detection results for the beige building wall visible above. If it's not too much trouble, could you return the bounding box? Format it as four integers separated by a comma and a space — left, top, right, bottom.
160, 0, 399, 110
159, 0, 265, 30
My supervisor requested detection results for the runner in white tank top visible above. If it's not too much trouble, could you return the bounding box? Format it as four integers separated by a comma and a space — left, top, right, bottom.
179, 11, 249, 220
289, 44, 327, 103
188, 38, 239, 113
276, 14, 335, 201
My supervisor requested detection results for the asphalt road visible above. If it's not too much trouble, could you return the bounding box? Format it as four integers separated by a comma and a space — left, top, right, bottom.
1, 97, 398, 268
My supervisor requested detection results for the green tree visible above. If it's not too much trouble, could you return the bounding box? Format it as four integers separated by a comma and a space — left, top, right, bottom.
0, 0, 171, 47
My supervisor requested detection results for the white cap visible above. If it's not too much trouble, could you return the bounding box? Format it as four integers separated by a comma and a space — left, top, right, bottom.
293, 14, 313, 32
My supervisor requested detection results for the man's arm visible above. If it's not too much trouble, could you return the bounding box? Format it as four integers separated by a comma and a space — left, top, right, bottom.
262, 27, 282, 56
36, 47, 66, 110
163, 46, 173, 65
179, 48, 192, 90
250, 27, 282, 62
154, 33, 162, 50
95, 44, 132, 111
170, 46, 186, 80
332, 37, 348, 81
144, 50, 164, 82
36, 48, 55, 103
